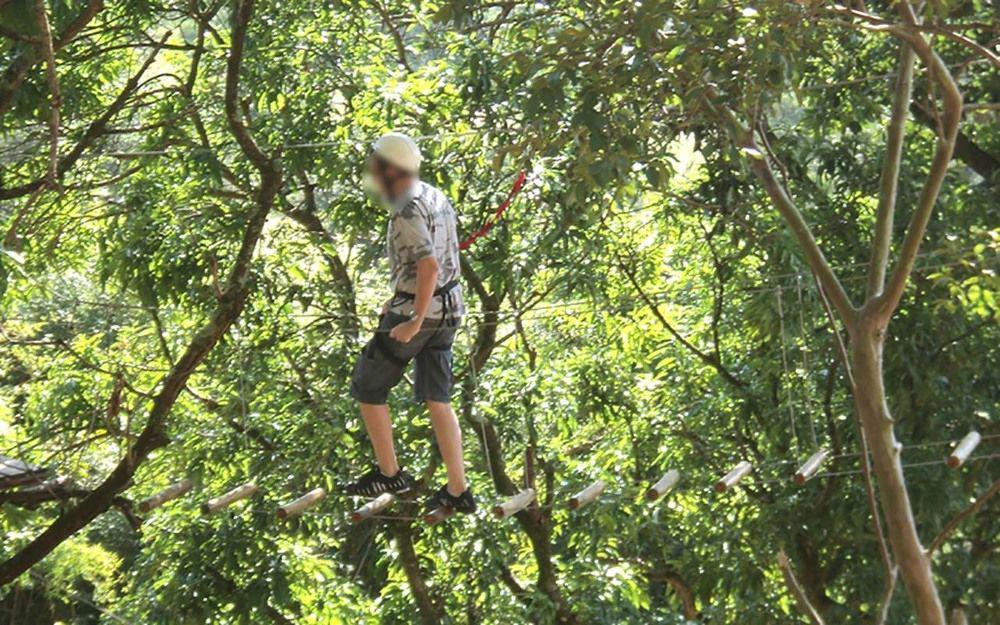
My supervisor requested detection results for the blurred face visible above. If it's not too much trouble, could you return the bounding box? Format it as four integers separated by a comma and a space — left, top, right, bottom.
366, 155, 411, 201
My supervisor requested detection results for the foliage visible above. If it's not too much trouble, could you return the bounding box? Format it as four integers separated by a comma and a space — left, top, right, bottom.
1, 1, 998, 624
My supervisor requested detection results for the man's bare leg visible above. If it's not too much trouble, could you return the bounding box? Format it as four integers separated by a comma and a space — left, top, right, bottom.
360, 403, 399, 476
426, 400, 467, 495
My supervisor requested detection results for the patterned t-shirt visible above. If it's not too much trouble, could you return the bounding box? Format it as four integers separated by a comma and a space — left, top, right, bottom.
386, 181, 464, 319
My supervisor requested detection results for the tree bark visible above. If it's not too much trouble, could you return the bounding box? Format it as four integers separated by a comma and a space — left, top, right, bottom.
848, 312, 945, 625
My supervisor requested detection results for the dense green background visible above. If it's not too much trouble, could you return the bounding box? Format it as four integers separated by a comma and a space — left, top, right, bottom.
1, 0, 997, 623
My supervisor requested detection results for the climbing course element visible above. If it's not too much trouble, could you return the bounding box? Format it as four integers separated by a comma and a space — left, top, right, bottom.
423, 507, 455, 526
493, 488, 536, 519
458, 170, 527, 251
714, 461, 752, 493
277, 488, 326, 519
946, 431, 981, 469
138, 479, 193, 513
645, 470, 680, 502
200, 482, 258, 515
0, 456, 49, 489
351, 493, 395, 523
568, 480, 605, 510
793, 450, 829, 485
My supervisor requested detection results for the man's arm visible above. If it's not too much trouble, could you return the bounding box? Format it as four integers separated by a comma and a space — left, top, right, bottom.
389, 255, 439, 343
411, 255, 440, 322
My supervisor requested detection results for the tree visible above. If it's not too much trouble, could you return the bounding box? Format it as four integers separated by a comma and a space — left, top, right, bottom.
1, 0, 997, 623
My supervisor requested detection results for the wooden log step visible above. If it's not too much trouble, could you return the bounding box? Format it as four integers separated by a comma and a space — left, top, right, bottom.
568, 480, 604, 510
200, 482, 257, 516
793, 450, 829, 485
645, 469, 680, 502
277, 487, 326, 519
492, 489, 535, 519
351, 493, 395, 523
946, 431, 981, 469
714, 461, 752, 493
138, 479, 194, 513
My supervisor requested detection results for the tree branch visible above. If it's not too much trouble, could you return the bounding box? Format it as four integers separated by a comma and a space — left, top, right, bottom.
0, 0, 103, 116
777, 550, 826, 625
876, 8, 963, 321
0, 0, 280, 585
927, 478, 1000, 555
31, 0, 60, 188
648, 567, 698, 619
615, 247, 748, 390
371, 0, 412, 72
0, 33, 169, 201
707, 93, 856, 321
391, 522, 444, 624
912, 102, 999, 184
867, 43, 916, 298
224, 0, 271, 173
280, 183, 358, 340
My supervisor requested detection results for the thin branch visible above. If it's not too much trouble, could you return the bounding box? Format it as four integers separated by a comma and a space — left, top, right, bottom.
224, 0, 271, 172
705, 92, 856, 321
867, 43, 916, 298
615, 248, 748, 390
371, 0, 413, 72
0, 33, 170, 201
0, 0, 103, 116
876, 7, 964, 321
31, 0, 61, 188
928, 479, 1000, 555
776, 550, 825, 625
875, 567, 898, 625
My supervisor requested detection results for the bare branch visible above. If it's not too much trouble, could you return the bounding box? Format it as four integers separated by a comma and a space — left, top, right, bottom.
31, 0, 61, 188
876, 7, 964, 321
928, 479, 1000, 555
776, 550, 825, 625
867, 43, 915, 298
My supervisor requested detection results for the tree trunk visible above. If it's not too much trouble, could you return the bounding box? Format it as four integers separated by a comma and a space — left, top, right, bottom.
391, 522, 443, 624
517, 511, 579, 625
848, 312, 945, 625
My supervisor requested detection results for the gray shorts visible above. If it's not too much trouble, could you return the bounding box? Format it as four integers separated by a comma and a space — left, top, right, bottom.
350, 313, 459, 404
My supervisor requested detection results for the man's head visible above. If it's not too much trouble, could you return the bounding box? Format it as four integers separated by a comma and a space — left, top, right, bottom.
367, 132, 422, 201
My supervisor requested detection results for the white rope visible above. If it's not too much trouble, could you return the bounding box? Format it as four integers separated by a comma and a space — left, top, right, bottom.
465, 323, 497, 488
776, 286, 799, 452
796, 275, 819, 448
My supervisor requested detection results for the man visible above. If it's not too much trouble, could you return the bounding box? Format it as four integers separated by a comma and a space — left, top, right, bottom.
346, 132, 475, 514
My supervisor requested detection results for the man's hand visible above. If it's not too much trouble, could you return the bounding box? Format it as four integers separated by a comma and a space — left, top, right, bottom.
389, 319, 422, 343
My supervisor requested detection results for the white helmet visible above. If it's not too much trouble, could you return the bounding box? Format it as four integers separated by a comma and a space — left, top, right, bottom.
372, 132, 422, 174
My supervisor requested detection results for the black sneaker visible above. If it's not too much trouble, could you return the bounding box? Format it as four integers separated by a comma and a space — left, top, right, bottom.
424, 484, 476, 514
345, 467, 414, 497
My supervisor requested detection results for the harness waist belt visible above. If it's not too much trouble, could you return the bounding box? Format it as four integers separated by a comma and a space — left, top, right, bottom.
393, 279, 460, 302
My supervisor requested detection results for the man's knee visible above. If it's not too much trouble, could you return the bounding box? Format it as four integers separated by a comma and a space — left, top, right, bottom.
425, 399, 452, 412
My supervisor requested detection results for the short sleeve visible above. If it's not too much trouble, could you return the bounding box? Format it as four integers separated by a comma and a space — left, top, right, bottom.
391, 204, 434, 263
